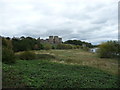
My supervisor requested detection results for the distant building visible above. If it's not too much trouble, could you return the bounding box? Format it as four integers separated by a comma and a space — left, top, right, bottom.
90, 48, 99, 53
39, 36, 62, 44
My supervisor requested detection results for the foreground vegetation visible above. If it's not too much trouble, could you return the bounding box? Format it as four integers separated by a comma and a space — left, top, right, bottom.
2, 36, 119, 88
2, 36, 119, 64
3, 60, 118, 88
2, 49, 119, 88
33, 49, 118, 75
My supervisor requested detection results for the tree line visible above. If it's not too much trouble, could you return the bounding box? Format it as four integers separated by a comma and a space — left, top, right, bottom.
2, 36, 94, 52
2, 36, 94, 63
64, 40, 94, 48
2, 36, 119, 64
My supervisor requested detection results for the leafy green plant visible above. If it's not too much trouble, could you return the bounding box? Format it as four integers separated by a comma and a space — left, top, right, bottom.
19, 51, 36, 60
42, 44, 52, 50
2, 47, 16, 63
98, 41, 119, 58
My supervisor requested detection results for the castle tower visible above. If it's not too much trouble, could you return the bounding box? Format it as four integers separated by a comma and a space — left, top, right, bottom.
54, 36, 59, 44
49, 36, 54, 44
59, 38, 62, 43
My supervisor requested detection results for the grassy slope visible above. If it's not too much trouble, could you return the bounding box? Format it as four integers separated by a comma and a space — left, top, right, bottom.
34, 49, 118, 75
3, 60, 118, 88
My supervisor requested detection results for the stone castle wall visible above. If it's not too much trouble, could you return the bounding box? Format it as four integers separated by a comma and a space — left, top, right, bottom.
39, 36, 62, 44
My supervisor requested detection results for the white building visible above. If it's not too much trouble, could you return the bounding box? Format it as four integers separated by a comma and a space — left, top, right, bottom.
90, 48, 99, 53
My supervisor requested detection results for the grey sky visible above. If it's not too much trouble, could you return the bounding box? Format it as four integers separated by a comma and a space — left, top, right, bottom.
0, 0, 118, 45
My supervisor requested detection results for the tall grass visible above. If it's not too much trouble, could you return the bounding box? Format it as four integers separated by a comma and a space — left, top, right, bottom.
34, 49, 118, 75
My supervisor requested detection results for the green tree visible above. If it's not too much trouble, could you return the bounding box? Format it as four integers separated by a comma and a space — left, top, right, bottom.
64, 40, 93, 48
2, 37, 15, 63
2, 37, 13, 49
98, 41, 119, 58
12, 37, 42, 52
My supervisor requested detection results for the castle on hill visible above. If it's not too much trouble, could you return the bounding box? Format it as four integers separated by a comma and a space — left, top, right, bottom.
38, 36, 62, 44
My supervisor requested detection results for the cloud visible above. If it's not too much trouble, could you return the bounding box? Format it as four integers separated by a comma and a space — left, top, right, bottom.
0, 0, 119, 45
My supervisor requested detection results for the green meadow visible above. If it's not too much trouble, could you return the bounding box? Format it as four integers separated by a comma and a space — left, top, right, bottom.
2, 49, 119, 88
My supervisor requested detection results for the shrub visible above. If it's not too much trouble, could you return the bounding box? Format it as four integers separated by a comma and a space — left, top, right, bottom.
73, 45, 81, 49
34, 43, 44, 50
2, 47, 15, 63
19, 51, 36, 60
98, 41, 119, 58
2, 38, 13, 49
36, 54, 56, 60
82, 47, 89, 51
52, 45, 57, 49
57, 44, 73, 49
43, 44, 52, 50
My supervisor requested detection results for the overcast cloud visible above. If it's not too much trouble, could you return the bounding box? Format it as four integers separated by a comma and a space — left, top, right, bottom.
0, 0, 119, 44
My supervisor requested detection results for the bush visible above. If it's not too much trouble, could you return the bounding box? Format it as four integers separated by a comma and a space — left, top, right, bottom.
19, 51, 36, 60
57, 44, 73, 49
2, 38, 13, 49
2, 47, 15, 63
73, 45, 81, 49
98, 41, 119, 58
36, 54, 56, 60
82, 47, 89, 51
52, 45, 57, 49
43, 43, 52, 50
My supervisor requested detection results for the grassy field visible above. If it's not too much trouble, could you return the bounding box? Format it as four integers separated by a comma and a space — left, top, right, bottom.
3, 49, 119, 88
34, 49, 118, 75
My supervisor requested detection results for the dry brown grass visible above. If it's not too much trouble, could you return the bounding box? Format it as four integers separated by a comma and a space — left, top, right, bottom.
33, 49, 118, 75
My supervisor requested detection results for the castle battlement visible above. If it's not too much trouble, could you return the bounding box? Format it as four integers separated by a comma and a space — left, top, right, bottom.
39, 36, 62, 44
